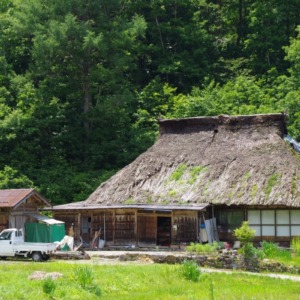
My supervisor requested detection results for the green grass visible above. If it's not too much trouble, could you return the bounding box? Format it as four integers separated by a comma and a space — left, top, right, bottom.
186, 242, 219, 254
264, 173, 280, 197
169, 164, 188, 181
261, 241, 292, 262
188, 165, 208, 184
291, 237, 300, 256
0, 261, 300, 299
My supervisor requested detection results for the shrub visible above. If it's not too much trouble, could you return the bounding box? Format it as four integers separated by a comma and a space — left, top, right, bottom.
180, 260, 202, 282
240, 242, 260, 260
233, 221, 255, 244
234, 222, 257, 260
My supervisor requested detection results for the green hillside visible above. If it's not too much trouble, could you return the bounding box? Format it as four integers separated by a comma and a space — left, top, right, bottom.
0, 0, 300, 204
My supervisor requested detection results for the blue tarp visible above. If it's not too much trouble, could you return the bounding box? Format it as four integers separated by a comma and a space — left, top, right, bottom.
284, 135, 300, 153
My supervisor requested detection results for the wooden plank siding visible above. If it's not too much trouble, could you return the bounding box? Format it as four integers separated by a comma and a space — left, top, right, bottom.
173, 211, 198, 244
137, 215, 156, 246
0, 213, 9, 232
114, 210, 135, 244
53, 209, 201, 247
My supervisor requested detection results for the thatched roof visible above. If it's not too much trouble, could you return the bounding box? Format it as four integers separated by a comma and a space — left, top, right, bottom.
86, 113, 300, 207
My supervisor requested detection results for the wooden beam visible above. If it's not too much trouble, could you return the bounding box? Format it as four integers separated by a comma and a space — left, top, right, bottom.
90, 212, 94, 242
77, 212, 81, 241
112, 209, 115, 245
134, 210, 138, 246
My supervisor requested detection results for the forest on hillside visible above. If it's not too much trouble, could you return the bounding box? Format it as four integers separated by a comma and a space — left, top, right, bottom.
0, 0, 300, 204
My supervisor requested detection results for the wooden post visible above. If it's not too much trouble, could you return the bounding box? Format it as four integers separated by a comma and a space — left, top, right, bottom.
113, 209, 115, 245
104, 213, 106, 241
134, 210, 138, 246
77, 212, 81, 241
171, 210, 174, 245
90, 212, 94, 242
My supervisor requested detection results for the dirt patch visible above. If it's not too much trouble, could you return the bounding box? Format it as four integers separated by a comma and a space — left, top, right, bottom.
28, 271, 63, 280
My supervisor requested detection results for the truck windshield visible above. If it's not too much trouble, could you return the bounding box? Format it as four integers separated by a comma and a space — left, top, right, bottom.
0, 231, 12, 240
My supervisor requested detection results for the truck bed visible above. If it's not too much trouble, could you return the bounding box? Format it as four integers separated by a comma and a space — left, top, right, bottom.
12, 242, 58, 253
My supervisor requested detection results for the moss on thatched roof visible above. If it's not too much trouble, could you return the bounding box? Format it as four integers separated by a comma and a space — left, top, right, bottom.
86, 113, 300, 207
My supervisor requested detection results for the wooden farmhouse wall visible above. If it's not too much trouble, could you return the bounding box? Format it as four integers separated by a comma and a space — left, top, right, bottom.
0, 208, 9, 232
53, 208, 203, 247
10, 201, 40, 229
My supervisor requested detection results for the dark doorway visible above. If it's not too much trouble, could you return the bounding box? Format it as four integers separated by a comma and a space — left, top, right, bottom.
157, 217, 171, 246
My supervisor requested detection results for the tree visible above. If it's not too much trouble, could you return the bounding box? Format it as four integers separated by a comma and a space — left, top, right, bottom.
245, 0, 300, 75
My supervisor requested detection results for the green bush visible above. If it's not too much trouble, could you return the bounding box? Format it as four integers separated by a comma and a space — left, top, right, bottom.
180, 260, 202, 282
240, 242, 261, 260
233, 221, 255, 244
234, 222, 257, 260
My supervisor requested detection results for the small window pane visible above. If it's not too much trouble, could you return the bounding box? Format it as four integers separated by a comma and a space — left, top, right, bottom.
291, 211, 300, 225
248, 210, 260, 224
276, 226, 289, 237
250, 225, 261, 236
262, 210, 275, 224
216, 210, 244, 231
276, 210, 289, 225
291, 226, 300, 236
262, 226, 275, 236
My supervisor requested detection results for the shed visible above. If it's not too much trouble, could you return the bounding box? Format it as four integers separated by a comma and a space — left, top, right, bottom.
0, 189, 52, 232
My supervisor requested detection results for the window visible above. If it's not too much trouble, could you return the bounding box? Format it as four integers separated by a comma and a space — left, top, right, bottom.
82, 217, 91, 234
216, 210, 244, 231
248, 209, 300, 239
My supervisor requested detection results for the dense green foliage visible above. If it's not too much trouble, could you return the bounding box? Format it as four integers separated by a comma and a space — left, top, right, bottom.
1, 0, 300, 204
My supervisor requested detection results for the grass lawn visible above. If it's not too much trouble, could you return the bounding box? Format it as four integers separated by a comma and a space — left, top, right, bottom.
0, 260, 300, 300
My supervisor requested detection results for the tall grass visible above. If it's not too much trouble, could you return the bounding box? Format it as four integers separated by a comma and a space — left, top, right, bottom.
291, 237, 300, 256
73, 265, 102, 297
180, 260, 202, 282
42, 277, 56, 299
74, 266, 94, 289
260, 241, 291, 262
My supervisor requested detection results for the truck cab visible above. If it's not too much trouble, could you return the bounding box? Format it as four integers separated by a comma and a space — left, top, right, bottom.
0, 229, 23, 256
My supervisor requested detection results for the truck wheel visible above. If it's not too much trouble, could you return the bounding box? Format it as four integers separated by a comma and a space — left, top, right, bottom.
32, 252, 42, 262
42, 254, 50, 261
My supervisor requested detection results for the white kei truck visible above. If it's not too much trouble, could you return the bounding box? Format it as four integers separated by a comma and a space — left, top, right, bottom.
0, 228, 58, 261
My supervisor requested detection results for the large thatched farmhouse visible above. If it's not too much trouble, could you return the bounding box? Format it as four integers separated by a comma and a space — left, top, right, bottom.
52, 114, 300, 248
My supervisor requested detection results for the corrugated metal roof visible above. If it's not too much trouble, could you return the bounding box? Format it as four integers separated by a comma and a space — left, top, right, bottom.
0, 189, 50, 208
26, 213, 64, 224
50, 202, 209, 211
